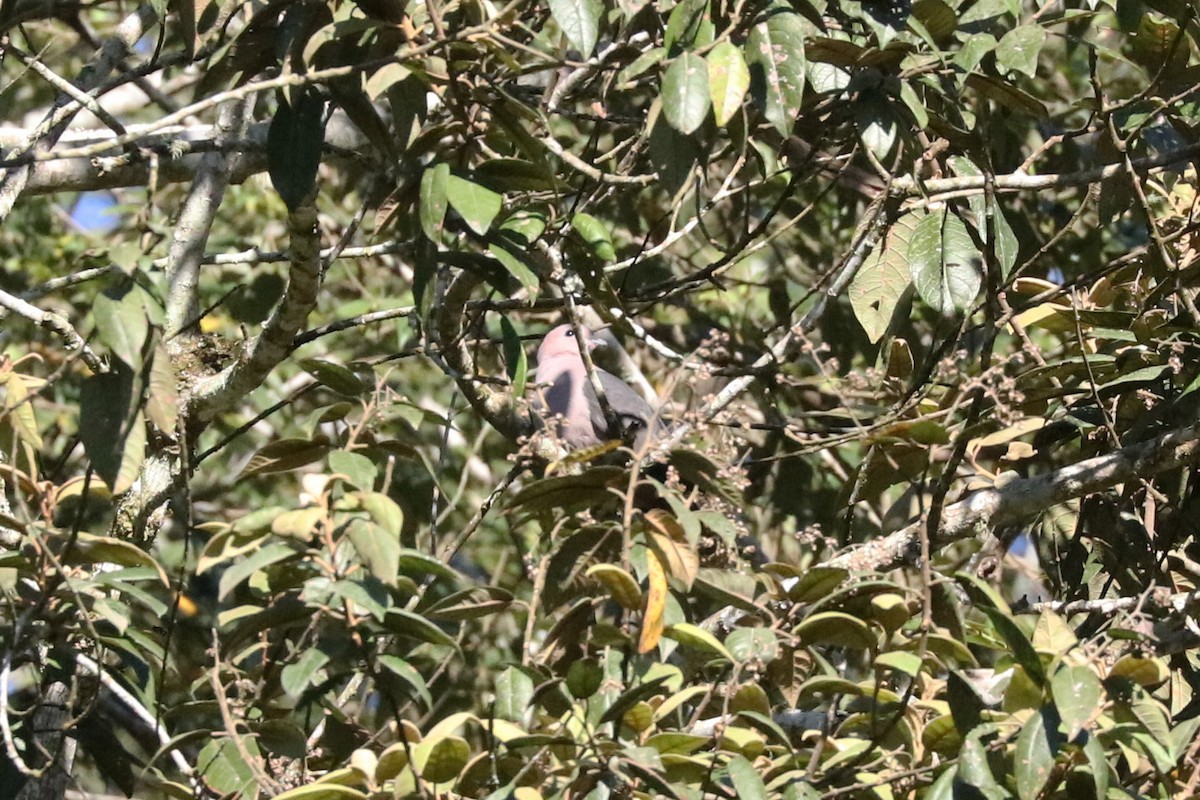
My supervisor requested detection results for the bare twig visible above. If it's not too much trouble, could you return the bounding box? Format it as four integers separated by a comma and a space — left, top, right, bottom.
0, 288, 105, 373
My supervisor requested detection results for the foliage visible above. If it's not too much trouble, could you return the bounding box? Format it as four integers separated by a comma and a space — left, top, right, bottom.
0, 0, 1199, 796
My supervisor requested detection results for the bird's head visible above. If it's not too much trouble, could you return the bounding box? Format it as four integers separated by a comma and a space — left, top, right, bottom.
537, 324, 606, 361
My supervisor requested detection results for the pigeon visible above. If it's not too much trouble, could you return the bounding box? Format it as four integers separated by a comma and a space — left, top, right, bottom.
533, 324, 664, 450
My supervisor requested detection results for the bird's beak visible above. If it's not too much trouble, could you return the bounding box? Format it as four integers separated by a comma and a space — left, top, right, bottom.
587, 334, 607, 352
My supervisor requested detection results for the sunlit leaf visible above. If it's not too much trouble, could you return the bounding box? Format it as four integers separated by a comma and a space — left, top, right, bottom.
548, 0, 601, 56
707, 42, 750, 126
661, 52, 711, 135
446, 175, 503, 236
908, 208, 982, 314
747, 2, 806, 135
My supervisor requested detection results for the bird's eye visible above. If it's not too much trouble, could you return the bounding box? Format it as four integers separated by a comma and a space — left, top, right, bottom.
565, 330, 575, 337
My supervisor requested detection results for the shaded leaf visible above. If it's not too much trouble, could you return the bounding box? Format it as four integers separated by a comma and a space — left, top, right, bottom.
347, 518, 400, 587
420, 163, 450, 243
79, 368, 145, 495
145, 341, 179, 433
849, 211, 922, 341
268, 88, 326, 211
299, 358, 367, 396
796, 611, 877, 649
240, 438, 331, 477
93, 283, 148, 370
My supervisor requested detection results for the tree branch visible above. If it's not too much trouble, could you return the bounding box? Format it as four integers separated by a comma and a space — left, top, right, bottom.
0, 3, 158, 222
165, 99, 252, 336
828, 420, 1200, 572
0, 289, 104, 373
189, 202, 323, 422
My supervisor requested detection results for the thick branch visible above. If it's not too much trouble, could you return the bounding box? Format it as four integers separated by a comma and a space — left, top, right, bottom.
829, 421, 1200, 572
165, 100, 252, 336
5, 114, 371, 196
189, 203, 323, 422
0, 3, 158, 222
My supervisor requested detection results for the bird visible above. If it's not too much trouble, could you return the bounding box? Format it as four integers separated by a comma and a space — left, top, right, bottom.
534, 324, 664, 451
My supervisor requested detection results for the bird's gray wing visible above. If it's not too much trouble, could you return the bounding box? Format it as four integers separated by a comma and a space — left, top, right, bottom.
589, 369, 661, 447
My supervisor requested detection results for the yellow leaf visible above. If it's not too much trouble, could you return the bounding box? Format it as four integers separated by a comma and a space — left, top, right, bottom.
587, 563, 643, 610
639, 550, 667, 654
645, 509, 699, 589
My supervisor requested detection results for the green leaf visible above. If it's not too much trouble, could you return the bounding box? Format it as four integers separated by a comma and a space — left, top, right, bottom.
377, 655, 433, 708
996, 24, 1045, 77
663, 623, 733, 660
855, 92, 899, 159
93, 282, 148, 370
79, 368, 145, 495
664, 0, 713, 55
414, 735, 470, 783
648, 110, 699, 196
908, 208, 981, 315
1083, 731, 1110, 799
197, 738, 259, 797
383, 608, 459, 648
495, 665, 535, 721
474, 158, 559, 192
347, 518, 400, 587
299, 358, 367, 396
548, 0, 602, 56
446, 175, 502, 236
725, 628, 779, 664
420, 163, 450, 243
725, 754, 768, 800
281, 645, 331, 697
747, 3, 807, 136
268, 88, 326, 211
707, 42, 750, 127
328, 450, 377, 490
958, 727, 1008, 799
949, 156, 1019, 277
875, 650, 923, 678
1050, 665, 1102, 740
500, 317, 527, 397
145, 341, 179, 433
567, 659, 604, 698
240, 438, 331, 477
489, 240, 541, 296
1014, 706, 1060, 800
661, 53, 711, 135
982, 606, 1046, 685
3, 372, 42, 449
849, 210, 922, 342
572, 212, 616, 261
66, 533, 169, 585
218, 541, 297, 599
796, 611, 877, 649
955, 32, 997, 73
786, 565, 848, 601
965, 73, 1048, 117
619, 47, 666, 83
423, 586, 511, 621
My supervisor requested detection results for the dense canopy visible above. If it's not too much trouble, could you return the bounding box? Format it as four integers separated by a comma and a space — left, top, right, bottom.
1, 0, 1200, 796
